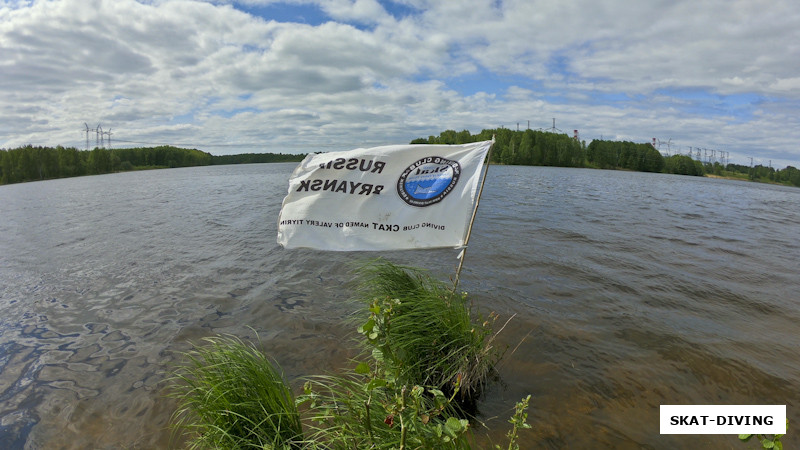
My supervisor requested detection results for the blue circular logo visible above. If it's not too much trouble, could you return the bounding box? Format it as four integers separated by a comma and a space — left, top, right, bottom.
397, 157, 461, 207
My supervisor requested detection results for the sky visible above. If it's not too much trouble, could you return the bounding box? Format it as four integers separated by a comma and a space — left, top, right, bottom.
1, 0, 799, 168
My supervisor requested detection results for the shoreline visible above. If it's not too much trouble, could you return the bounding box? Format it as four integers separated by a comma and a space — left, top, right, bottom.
705, 173, 793, 187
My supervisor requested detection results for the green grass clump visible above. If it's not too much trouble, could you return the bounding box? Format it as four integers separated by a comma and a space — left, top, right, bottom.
167, 261, 524, 449
169, 334, 303, 449
353, 260, 503, 407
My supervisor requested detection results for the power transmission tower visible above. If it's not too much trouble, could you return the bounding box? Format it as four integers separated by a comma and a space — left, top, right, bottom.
83, 123, 114, 149
548, 118, 562, 133
84, 123, 91, 150
656, 139, 672, 156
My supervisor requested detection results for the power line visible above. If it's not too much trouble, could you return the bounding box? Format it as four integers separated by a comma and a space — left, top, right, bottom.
111, 138, 287, 148
109, 137, 350, 150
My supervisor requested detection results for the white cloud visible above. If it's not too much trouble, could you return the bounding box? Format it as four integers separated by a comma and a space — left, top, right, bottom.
1, 0, 799, 167
317, 0, 389, 24
770, 77, 800, 92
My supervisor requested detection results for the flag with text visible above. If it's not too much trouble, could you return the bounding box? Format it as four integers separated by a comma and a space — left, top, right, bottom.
277, 140, 492, 251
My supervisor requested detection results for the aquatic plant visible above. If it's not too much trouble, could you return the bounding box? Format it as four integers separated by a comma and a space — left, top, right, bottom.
298, 369, 472, 449
496, 395, 532, 450
738, 419, 788, 450
353, 260, 503, 406
169, 336, 527, 449
168, 334, 303, 449
168, 261, 526, 449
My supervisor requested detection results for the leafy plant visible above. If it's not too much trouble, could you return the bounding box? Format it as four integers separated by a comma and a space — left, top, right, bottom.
298, 367, 472, 449
738, 419, 788, 450
496, 395, 532, 450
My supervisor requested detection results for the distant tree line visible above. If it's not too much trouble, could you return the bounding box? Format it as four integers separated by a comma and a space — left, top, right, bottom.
5, 138, 798, 188
0, 145, 306, 185
0, 145, 211, 185
663, 154, 705, 176
412, 129, 800, 187
112, 146, 213, 169
413, 129, 665, 173
723, 162, 800, 186
587, 139, 665, 172
210, 153, 305, 165
412, 128, 585, 167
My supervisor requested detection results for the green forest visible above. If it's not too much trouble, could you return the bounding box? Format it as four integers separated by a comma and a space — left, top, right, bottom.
0, 145, 305, 185
413, 128, 800, 187
3, 133, 799, 187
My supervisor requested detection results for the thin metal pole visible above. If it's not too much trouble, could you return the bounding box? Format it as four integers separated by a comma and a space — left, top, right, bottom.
453, 136, 495, 292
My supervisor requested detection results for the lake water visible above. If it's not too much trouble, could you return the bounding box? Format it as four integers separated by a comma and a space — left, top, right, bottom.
1, 164, 798, 449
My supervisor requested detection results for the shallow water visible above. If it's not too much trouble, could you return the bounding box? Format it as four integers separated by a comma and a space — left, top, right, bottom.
1, 164, 798, 448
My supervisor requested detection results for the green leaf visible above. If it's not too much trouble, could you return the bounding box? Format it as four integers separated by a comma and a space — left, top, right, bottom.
366, 378, 387, 390
354, 362, 370, 375
762, 438, 775, 449
445, 416, 465, 436
368, 331, 379, 340
774, 440, 783, 450
411, 385, 424, 398
358, 318, 375, 334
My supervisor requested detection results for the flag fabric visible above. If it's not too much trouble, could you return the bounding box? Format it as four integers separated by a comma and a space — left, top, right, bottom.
277, 140, 492, 251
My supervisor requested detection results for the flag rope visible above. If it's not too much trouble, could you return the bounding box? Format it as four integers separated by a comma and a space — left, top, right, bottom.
452, 136, 495, 292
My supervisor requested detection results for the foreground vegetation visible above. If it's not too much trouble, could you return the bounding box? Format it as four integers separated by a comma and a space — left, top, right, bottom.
0, 145, 305, 185
739, 420, 788, 450
415, 129, 800, 187
169, 261, 529, 449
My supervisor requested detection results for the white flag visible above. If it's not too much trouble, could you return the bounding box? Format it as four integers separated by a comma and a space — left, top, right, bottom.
277, 140, 492, 251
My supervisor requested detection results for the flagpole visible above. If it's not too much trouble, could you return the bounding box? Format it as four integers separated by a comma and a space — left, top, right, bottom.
452, 136, 495, 293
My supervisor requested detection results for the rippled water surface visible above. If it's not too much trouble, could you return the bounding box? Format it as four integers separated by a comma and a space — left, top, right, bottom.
1, 164, 798, 449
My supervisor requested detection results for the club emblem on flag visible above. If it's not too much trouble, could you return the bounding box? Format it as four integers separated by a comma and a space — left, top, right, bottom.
396, 157, 461, 207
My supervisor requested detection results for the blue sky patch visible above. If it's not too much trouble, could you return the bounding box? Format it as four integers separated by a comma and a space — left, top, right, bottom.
210, 107, 262, 119
444, 68, 540, 97
236, 2, 329, 25
380, 0, 419, 20
654, 88, 762, 121
170, 111, 195, 123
